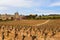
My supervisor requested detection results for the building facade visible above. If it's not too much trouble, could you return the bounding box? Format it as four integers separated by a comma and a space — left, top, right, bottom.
0, 12, 23, 20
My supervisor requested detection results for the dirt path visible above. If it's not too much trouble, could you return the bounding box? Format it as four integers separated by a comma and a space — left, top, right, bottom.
33, 20, 50, 26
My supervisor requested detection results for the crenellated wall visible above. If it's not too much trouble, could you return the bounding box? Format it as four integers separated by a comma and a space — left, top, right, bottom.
0, 13, 22, 20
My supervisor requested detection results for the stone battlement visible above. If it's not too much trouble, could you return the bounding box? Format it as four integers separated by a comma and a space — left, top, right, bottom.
0, 12, 22, 20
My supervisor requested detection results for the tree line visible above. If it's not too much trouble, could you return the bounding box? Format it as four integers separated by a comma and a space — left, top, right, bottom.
24, 14, 60, 20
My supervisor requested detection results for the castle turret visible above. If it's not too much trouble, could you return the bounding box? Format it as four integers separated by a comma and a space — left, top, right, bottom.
1, 13, 8, 20
14, 12, 20, 20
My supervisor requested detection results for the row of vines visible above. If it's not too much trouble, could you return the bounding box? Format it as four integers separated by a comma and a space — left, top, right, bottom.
0, 19, 60, 40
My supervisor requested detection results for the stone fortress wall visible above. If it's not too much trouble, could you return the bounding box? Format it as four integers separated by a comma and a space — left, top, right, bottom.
0, 12, 21, 20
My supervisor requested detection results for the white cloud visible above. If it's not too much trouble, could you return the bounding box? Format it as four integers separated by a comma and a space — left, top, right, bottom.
45, 13, 60, 15
49, 2, 60, 7
0, 7, 8, 10
35, 9, 54, 13
0, 0, 42, 7
34, 8, 60, 15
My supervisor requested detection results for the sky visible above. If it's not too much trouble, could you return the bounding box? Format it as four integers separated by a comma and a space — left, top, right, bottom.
0, 0, 60, 15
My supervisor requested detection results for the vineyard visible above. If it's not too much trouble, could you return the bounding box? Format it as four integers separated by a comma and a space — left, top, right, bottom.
0, 19, 60, 40
0, 20, 47, 26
